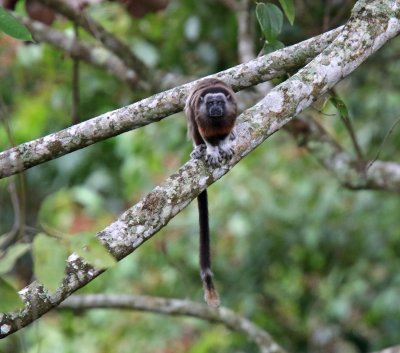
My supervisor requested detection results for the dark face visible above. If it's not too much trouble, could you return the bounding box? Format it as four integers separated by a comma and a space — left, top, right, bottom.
204, 93, 226, 118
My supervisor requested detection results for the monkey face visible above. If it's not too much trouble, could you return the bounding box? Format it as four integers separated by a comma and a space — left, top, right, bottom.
201, 93, 228, 118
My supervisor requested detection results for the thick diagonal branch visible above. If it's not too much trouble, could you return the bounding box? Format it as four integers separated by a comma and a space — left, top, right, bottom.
0, 0, 399, 339
60, 294, 288, 353
0, 26, 341, 179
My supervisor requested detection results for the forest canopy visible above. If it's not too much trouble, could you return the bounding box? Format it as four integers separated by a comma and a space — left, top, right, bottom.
1, 1, 400, 352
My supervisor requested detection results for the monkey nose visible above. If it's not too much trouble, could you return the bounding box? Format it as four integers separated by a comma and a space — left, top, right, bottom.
209, 107, 223, 117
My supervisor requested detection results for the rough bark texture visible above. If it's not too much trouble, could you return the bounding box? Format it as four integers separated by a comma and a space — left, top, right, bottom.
18, 15, 400, 193
1, 0, 399, 340
0, 27, 341, 179
60, 294, 288, 353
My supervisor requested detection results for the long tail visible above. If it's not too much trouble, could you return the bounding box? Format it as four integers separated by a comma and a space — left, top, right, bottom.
197, 190, 220, 307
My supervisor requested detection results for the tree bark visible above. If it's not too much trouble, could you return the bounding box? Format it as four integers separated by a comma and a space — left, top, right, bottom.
1, 0, 399, 340
0, 27, 341, 179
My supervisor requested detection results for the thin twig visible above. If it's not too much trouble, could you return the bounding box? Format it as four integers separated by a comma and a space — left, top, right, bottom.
0, 99, 25, 246
19, 15, 138, 88
38, 0, 149, 84
236, 0, 255, 63
0, 181, 21, 249
330, 89, 364, 160
60, 294, 288, 353
72, 22, 81, 125
366, 116, 400, 170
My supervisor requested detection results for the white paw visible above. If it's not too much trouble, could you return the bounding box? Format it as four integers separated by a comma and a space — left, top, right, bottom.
219, 146, 234, 161
205, 152, 222, 167
190, 144, 206, 159
218, 134, 235, 163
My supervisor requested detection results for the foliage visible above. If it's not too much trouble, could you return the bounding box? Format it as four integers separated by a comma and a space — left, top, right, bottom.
0, 6, 31, 41
255, 0, 295, 53
0, 277, 24, 312
278, 0, 295, 25
1, 0, 400, 352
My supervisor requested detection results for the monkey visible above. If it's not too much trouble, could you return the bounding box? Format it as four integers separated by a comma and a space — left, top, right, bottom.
184, 78, 237, 307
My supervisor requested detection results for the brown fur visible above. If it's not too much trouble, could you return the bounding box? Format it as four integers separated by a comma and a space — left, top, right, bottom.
185, 78, 237, 146
184, 78, 237, 307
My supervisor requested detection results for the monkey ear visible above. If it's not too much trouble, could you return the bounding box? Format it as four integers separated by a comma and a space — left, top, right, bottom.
199, 96, 204, 102
226, 94, 231, 101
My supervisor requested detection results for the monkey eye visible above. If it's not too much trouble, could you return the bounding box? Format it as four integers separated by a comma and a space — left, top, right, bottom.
206, 100, 224, 107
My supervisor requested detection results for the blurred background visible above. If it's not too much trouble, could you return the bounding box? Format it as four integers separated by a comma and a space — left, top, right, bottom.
1, 0, 400, 352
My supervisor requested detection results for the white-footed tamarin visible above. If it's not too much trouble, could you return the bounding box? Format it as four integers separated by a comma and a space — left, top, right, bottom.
184, 78, 237, 307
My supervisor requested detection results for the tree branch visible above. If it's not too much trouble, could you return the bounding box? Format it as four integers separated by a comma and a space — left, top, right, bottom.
287, 115, 400, 193
37, 0, 148, 79
0, 26, 342, 179
236, 0, 255, 63
60, 294, 288, 353
231, 0, 400, 194
71, 22, 81, 125
1, 0, 399, 339
19, 15, 138, 88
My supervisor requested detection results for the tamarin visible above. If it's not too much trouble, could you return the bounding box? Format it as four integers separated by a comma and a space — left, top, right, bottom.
184, 78, 237, 307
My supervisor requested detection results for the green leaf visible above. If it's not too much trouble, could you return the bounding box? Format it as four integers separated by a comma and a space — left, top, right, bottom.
0, 7, 32, 41
0, 277, 24, 312
256, 3, 283, 42
262, 39, 285, 54
70, 232, 116, 269
330, 95, 349, 118
0, 243, 30, 274
32, 233, 68, 292
278, 0, 295, 25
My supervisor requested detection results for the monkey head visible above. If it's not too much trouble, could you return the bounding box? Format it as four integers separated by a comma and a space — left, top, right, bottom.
197, 88, 235, 120
201, 93, 228, 118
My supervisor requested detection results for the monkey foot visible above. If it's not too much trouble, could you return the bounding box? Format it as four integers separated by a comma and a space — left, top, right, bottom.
190, 144, 207, 159
205, 153, 223, 167
219, 147, 234, 162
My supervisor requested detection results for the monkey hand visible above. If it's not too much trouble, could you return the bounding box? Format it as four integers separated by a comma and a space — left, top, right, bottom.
205, 151, 223, 167
192, 145, 223, 167
190, 144, 207, 159
218, 133, 236, 163
218, 145, 234, 162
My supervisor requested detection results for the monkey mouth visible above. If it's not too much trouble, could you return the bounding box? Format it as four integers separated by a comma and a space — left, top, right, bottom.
208, 108, 224, 117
